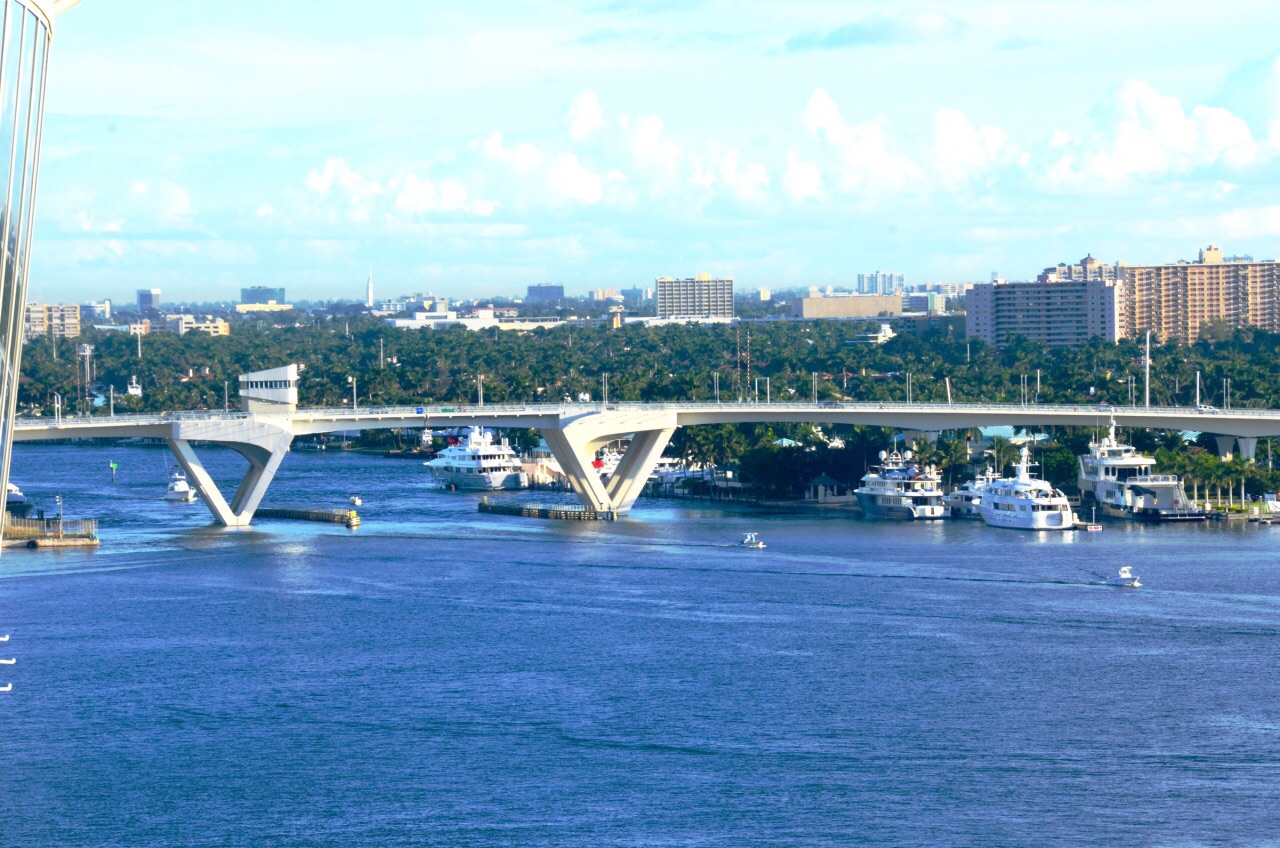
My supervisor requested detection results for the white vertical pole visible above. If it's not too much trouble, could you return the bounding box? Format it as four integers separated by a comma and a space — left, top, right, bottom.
1144, 330, 1151, 408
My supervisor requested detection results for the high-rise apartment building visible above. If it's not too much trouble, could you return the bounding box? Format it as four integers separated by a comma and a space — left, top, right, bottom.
856, 271, 905, 295
1117, 245, 1280, 343
241, 286, 286, 304
655, 274, 734, 319
965, 279, 1120, 348
0, 1, 77, 525
1037, 254, 1122, 284
24, 304, 81, 341
137, 288, 161, 313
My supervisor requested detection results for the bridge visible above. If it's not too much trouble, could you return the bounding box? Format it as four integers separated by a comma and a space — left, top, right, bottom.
13, 368, 1280, 526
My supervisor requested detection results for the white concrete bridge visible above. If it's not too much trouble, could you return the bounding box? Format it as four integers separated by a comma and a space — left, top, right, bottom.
12, 394, 1280, 527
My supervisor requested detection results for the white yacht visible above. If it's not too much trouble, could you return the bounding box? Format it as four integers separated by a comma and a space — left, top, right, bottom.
5, 481, 33, 518
854, 450, 946, 521
945, 467, 1000, 519
164, 470, 198, 503
1078, 419, 1203, 522
426, 428, 529, 491
979, 447, 1075, 531
741, 533, 766, 549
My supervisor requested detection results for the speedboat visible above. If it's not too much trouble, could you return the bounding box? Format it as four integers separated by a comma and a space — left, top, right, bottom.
1106, 566, 1141, 587
164, 470, 197, 503
741, 533, 766, 549
0, 657, 14, 665
0, 683, 10, 692
349, 494, 363, 506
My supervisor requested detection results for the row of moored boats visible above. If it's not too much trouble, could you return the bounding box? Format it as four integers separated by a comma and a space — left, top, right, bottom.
857, 419, 1204, 529
374, 420, 1207, 532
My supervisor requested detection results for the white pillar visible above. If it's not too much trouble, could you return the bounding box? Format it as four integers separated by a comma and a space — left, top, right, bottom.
542, 428, 614, 513
1236, 436, 1258, 463
605, 428, 675, 513
1214, 435, 1236, 461
167, 431, 293, 527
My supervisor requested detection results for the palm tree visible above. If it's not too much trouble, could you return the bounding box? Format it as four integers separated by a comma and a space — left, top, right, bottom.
989, 436, 1018, 476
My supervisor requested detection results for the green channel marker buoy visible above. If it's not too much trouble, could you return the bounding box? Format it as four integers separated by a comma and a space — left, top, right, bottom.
109, 461, 118, 483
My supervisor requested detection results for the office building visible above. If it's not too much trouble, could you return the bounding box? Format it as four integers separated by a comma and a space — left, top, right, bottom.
234, 300, 293, 314
527, 284, 564, 302
24, 304, 81, 341
81, 299, 111, 322
241, 286, 286, 304
965, 279, 1120, 347
655, 274, 734, 319
0, 0, 75, 525
137, 288, 161, 313
792, 294, 901, 320
1117, 245, 1280, 343
591, 288, 622, 302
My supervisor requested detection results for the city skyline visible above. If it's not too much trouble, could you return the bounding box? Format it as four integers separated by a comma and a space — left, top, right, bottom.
26, 0, 1280, 302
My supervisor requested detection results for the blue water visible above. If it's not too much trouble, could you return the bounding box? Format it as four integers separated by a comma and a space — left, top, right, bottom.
4, 443, 1280, 846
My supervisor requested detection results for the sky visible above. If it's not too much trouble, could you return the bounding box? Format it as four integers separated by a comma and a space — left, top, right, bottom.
25, 0, 1280, 304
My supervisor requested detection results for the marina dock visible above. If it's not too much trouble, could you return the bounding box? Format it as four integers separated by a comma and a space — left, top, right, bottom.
255, 508, 361, 528
478, 498, 617, 521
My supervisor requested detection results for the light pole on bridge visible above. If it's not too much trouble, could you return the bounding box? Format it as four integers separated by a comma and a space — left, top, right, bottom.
347, 375, 358, 413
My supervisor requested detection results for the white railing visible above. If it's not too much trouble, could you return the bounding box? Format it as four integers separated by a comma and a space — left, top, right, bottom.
14, 399, 1280, 431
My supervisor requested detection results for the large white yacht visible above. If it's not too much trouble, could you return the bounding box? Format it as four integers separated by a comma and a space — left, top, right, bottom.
1078, 419, 1203, 522
979, 447, 1075, 530
426, 428, 529, 491
945, 467, 1000, 519
854, 450, 946, 521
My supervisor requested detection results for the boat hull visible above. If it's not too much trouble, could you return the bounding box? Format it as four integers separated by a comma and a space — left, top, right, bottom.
429, 469, 528, 491
979, 507, 1075, 531
856, 492, 945, 521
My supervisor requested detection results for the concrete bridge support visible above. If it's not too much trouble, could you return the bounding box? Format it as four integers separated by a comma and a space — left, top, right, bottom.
605, 428, 675, 513
1236, 436, 1258, 463
167, 430, 293, 527
541, 428, 615, 514
1215, 435, 1237, 461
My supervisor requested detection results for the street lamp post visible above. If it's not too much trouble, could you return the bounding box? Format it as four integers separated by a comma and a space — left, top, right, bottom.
53, 393, 62, 425
477, 374, 484, 407
347, 376, 358, 413
713, 372, 720, 403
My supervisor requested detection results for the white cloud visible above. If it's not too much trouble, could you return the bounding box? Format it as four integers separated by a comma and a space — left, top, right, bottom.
783, 152, 824, 201
1047, 81, 1264, 188
629, 114, 682, 182
802, 88, 923, 194
127, 179, 193, 225
393, 173, 497, 217
932, 108, 1009, 187
477, 131, 543, 172
547, 154, 605, 204
568, 91, 607, 142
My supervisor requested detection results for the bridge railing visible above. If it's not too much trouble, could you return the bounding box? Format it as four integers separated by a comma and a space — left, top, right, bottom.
15, 399, 1280, 428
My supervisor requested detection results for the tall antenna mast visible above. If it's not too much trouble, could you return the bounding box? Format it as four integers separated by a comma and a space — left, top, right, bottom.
365, 263, 374, 309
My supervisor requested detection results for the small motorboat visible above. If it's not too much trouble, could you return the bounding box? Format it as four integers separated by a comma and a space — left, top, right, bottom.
164, 470, 197, 503
0, 683, 11, 693
0, 657, 14, 665
741, 532, 766, 549
349, 494, 363, 506
0, 634, 8, 642
1106, 566, 1141, 588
